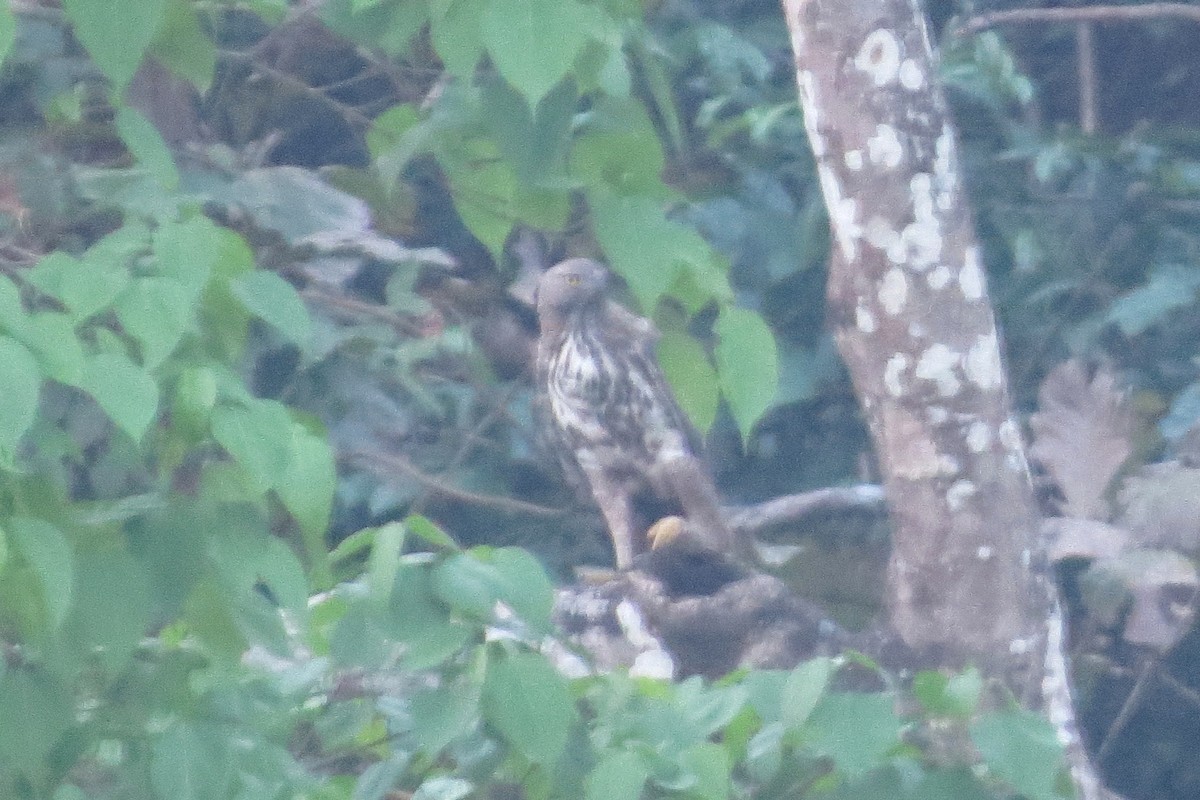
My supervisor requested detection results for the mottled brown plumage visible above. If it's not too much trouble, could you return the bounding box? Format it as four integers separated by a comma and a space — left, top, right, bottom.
535, 258, 731, 568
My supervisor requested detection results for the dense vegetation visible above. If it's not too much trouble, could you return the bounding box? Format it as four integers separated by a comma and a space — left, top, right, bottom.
0, 0, 1197, 798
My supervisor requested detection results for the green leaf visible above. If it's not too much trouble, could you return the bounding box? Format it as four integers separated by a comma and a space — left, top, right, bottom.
404, 514, 459, 550
28, 251, 129, 323
367, 522, 407, 603
411, 682, 481, 753
116, 277, 192, 367
353, 752, 411, 800
231, 271, 312, 346
483, 650, 577, 765
481, 0, 588, 105
657, 330, 718, 435
587, 750, 648, 800
62, 0, 169, 91
9, 517, 73, 629
0, 668, 73, 773
149, 0, 217, 90
0, 337, 41, 458
971, 709, 1065, 800
60, 545, 152, 674
277, 426, 336, 586
488, 547, 555, 632
430, 0, 486, 78
715, 307, 778, 443
782, 656, 834, 729
1106, 263, 1200, 336
172, 366, 217, 439
20, 313, 86, 384
80, 353, 160, 441
676, 742, 730, 800
153, 216, 223, 300
431, 552, 502, 620
151, 721, 233, 800
913, 667, 982, 718
210, 401, 294, 491
115, 106, 180, 189
0, 4, 15, 68
805, 692, 901, 777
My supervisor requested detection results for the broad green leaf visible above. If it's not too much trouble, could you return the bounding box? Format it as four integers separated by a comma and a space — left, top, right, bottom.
62, 0, 169, 91
677, 742, 730, 800
571, 97, 665, 195
153, 216, 223, 300
1106, 263, 1200, 336
80, 353, 160, 441
231, 271, 312, 346
0, 275, 26, 331
913, 667, 982, 718
387, 563, 475, 669
0, 337, 41, 457
715, 307, 778, 443
10, 517, 73, 629
404, 514, 459, 550
353, 751, 411, 800
411, 683, 481, 753
367, 522, 407, 603
60, 545, 152, 674
0, 668, 72, 773
149, 0, 217, 90
586, 750, 648, 800
481, 0, 588, 105
431, 552, 502, 621
172, 366, 217, 440
481, 76, 576, 184
115, 106, 179, 189
210, 401, 294, 491
658, 330, 718, 435
483, 650, 577, 765
278, 427, 336, 586
0, 4, 15, 68
488, 547, 555, 632
971, 709, 1065, 800
590, 192, 714, 309
20, 313, 86, 384
28, 251, 129, 323
782, 656, 834, 729
443, 149, 516, 260
805, 692, 901, 777
151, 722, 233, 800
116, 277, 192, 367
430, 0, 486, 78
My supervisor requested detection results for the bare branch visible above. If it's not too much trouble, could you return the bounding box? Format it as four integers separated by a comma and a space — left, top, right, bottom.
956, 3, 1200, 37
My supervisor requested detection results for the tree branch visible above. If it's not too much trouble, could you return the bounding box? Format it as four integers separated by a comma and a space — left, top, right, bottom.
956, 3, 1200, 37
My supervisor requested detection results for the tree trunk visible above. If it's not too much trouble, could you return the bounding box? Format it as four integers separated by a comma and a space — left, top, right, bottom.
779, 0, 1109, 796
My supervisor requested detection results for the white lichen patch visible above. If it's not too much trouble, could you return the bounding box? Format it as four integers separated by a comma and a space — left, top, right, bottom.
796, 71, 825, 157
915, 343, 962, 396
976, 544, 994, 560
844, 149, 864, 170
926, 405, 948, 424
946, 479, 976, 510
865, 216, 901, 254
884, 353, 910, 397
907, 320, 927, 338
898, 58, 924, 91
959, 247, 985, 300
818, 164, 862, 261
854, 29, 901, 86
879, 267, 908, 315
964, 332, 1002, 390
899, 173, 943, 269
966, 420, 993, 453
926, 265, 951, 289
867, 124, 903, 169
856, 302, 877, 333
938, 454, 961, 475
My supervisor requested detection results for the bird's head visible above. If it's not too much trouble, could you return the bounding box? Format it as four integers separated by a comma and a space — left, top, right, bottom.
536, 258, 609, 319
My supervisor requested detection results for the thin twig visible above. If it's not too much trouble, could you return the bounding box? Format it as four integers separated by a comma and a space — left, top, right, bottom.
345, 449, 566, 518
218, 48, 375, 131
956, 3, 1200, 37
1076, 22, 1098, 135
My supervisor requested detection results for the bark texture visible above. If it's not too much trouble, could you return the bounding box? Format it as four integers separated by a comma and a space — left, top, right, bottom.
779, 1, 1110, 796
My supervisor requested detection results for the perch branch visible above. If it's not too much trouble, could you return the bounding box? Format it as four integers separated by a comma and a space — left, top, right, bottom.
724, 484, 886, 538
956, 3, 1200, 37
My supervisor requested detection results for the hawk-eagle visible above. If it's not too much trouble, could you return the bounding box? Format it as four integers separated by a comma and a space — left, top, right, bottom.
535, 258, 732, 568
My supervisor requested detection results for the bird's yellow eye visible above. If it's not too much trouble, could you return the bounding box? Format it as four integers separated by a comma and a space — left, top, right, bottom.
566, 274, 581, 286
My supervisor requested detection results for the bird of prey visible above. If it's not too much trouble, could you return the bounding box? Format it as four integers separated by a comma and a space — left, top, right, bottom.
535, 257, 732, 568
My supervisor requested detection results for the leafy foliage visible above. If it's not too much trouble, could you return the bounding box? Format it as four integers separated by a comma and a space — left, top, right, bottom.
0, 0, 1125, 797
